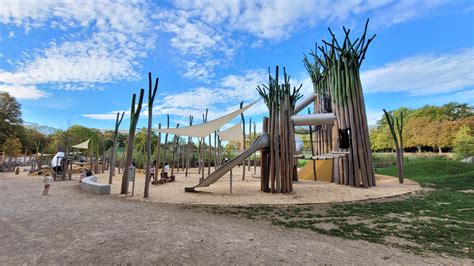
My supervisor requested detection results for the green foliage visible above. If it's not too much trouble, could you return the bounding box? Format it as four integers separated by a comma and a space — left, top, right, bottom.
371, 103, 473, 152
372, 152, 448, 168
21, 128, 47, 153
453, 125, 474, 160
297, 159, 307, 167
46, 125, 104, 154
370, 126, 393, 151
0, 92, 23, 143
3, 136, 22, 157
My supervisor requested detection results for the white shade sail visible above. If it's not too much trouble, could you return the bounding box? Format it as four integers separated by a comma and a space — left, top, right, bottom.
217, 123, 242, 143
158, 101, 257, 138
71, 139, 90, 150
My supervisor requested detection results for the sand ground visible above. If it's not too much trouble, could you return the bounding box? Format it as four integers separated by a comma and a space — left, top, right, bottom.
1, 169, 470, 264
96, 166, 422, 205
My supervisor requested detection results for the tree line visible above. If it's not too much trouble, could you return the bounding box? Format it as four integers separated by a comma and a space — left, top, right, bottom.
0, 92, 237, 166
370, 102, 473, 158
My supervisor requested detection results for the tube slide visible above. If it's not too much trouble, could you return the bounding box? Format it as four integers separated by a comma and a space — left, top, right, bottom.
294, 92, 316, 114
185, 134, 270, 192
291, 113, 336, 126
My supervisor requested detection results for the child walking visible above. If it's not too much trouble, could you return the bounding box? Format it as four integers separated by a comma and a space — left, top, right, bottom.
43, 173, 54, 196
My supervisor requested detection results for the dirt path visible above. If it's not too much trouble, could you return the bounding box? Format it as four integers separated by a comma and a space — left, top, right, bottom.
0, 172, 469, 264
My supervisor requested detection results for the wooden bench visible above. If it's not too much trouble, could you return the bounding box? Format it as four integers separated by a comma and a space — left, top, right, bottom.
80, 176, 111, 195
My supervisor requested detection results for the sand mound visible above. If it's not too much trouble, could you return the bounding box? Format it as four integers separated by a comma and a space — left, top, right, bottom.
96, 167, 422, 206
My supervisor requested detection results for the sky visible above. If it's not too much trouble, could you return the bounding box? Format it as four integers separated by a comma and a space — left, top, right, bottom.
0, 0, 473, 133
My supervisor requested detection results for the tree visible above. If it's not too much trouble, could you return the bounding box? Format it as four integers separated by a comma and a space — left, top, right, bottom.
0, 92, 23, 143
411, 105, 448, 122
442, 102, 473, 121
224, 141, 241, 159
424, 120, 454, 154
3, 137, 22, 162
453, 125, 474, 159
403, 116, 431, 152
370, 126, 393, 151
22, 128, 47, 153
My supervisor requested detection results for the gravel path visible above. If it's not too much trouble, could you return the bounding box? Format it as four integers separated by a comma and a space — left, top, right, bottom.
0, 172, 470, 265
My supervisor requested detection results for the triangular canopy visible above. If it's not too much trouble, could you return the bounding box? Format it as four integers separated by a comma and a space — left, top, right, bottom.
217, 123, 242, 143
157, 101, 257, 138
72, 139, 90, 150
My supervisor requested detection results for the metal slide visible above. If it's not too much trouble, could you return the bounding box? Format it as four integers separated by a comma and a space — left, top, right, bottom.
185, 134, 270, 192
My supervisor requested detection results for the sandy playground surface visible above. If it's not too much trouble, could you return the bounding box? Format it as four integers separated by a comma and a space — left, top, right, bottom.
96, 166, 422, 205
0, 169, 469, 265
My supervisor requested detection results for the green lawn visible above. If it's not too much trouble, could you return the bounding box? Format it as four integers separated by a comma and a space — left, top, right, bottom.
196, 160, 474, 258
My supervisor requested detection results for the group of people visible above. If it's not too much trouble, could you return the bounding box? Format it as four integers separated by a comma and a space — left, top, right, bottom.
150, 162, 172, 184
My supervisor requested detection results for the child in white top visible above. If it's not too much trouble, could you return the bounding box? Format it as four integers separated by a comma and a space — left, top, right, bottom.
43, 173, 54, 196
163, 163, 170, 179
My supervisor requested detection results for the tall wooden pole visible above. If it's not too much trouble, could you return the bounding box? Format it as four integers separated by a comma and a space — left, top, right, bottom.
155, 123, 161, 183
121, 89, 144, 194
240, 101, 246, 181
109, 112, 125, 184
144, 72, 159, 198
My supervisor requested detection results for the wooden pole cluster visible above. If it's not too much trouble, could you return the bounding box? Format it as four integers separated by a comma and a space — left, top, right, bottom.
109, 112, 125, 184
383, 109, 404, 183
257, 66, 302, 193
303, 19, 376, 187
120, 89, 144, 194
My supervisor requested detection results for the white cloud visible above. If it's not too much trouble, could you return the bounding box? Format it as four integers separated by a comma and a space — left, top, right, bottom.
8, 31, 14, 38
181, 59, 219, 83
157, 0, 452, 82
361, 49, 474, 95
452, 90, 474, 103
365, 109, 384, 126
85, 70, 271, 121
83, 110, 129, 121
0, 0, 154, 97
154, 70, 268, 119
0, 84, 49, 99
151, 68, 313, 121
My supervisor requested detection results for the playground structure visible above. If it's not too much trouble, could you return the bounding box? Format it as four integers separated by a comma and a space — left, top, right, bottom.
179, 22, 376, 193
302, 20, 376, 187
66, 21, 377, 198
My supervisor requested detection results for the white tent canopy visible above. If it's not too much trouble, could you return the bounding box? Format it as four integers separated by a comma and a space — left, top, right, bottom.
157, 101, 257, 138
217, 123, 242, 143
71, 139, 90, 150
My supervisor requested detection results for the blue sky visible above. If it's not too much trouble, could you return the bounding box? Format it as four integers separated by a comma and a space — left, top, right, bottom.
0, 0, 473, 132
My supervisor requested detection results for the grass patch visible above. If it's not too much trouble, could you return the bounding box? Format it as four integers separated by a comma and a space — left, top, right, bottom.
197, 160, 474, 258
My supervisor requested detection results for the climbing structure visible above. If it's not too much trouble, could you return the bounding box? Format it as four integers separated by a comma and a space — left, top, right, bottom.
257, 67, 302, 193
303, 20, 376, 187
